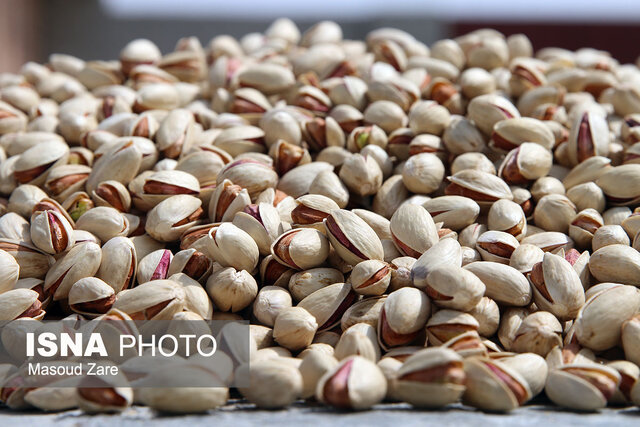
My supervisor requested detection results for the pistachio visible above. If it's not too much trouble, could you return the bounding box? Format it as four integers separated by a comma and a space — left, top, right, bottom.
545, 364, 620, 411
377, 287, 430, 350
316, 356, 387, 410
113, 279, 185, 320
239, 361, 299, 409
68, 277, 116, 317
463, 357, 531, 412
30, 209, 74, 255
425, 265, 485, 311
393, 347, 465, 408
334, 322, 380, 362
464, 261, 532, 307
206, 266, 257, 312
253, 286, 292, 327
324, 209, 384, 266
298, 282, 358, 332
273, 306, 318, 351
528, 252, 585, 320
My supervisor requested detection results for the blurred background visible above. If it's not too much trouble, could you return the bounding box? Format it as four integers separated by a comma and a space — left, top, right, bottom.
2, 0, 640, 72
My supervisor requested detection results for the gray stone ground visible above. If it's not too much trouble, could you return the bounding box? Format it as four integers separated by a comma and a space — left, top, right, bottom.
1, 401, 639, 426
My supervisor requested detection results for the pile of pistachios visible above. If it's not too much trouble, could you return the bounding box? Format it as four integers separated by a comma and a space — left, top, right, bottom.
1, 17, 640, 414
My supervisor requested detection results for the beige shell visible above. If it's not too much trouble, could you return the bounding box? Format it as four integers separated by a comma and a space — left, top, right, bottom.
298, 282, 356, 332
378, 287, 430, 349
253, 286, 292, 326
316, 356, 387, 410
589, 244, 640, 286
529, 252, 585, 320
464, 261, 532, 306
0, 249, 19, 293
96, 236, 137, 293
545, 364, 620, 411
238, 359, 302, 408
423, 196, 480, 231
389, 204, 438, 258
574, 283, 640, 351
68, 277, 115, 317
273, 306, 318, 351
44, 241, 102, 300
425, 265, 485, 311
113, 279, 185, 320
334, 322, 381, 362
463, 357, 531, 412
411, 238, 462, 289
206, 266, 257, 312
76, 206, 128, 242
393, 347, 465, 408
324, 209, 384, 266
271, 228, 329, 270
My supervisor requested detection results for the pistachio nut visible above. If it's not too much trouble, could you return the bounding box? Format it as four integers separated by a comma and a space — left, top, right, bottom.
545, 364, 620, 411
324, 209, 384, 266
316, 356, 386, 410
464, 261, 532, 306
206, 266, 257, 312
113, 279, 185, 320
377, 287, 430, 350
298, 282, 358, 332
30, 209, 74, 255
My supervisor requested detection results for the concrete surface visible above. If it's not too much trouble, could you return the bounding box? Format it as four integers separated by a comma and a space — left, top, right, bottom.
1, 401, 639, 426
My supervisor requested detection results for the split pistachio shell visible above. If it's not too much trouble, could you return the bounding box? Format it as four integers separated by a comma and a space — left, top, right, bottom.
463, 357, 531, 412
426, 309, 479, 346
68, 277, 116, 317
411, 238, 462, 289
30, 209, 74, 254
334, 322, 381, 362
316, 356, 387, 410
394, 347, 465, 408
422, 196, 480, 231
0, 249, 19, 293
271, 228, 329, 270
299, 282, 358, 332
589, 244, 640, 286
487, 199, 527, 238
390, 204, 438, 258
464, 261, 532, 306
233, 203, 284, 255
146, 195, 203, 242
136, 249, 173, 283
113, 279, 185, 320
96, 236, 137, 293
378, 287, 430, 349
76, 373, 133, 414
528, 252, 585, 320
425, 265, 485, 311
545, 364, 620, 411
499, 353, 548, 397
44, 241, 102, 301
324, 209, 384, 266
445, 169, 512, 210
350, 260, 391, 296
0, 289, 44, 326
574, 283, 640, 351
475, 230, 519, 264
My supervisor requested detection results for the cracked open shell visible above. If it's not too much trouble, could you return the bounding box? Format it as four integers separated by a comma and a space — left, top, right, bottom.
393, 347, 465, 408
545, 364, 620, 411
462, 357, 531, 412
